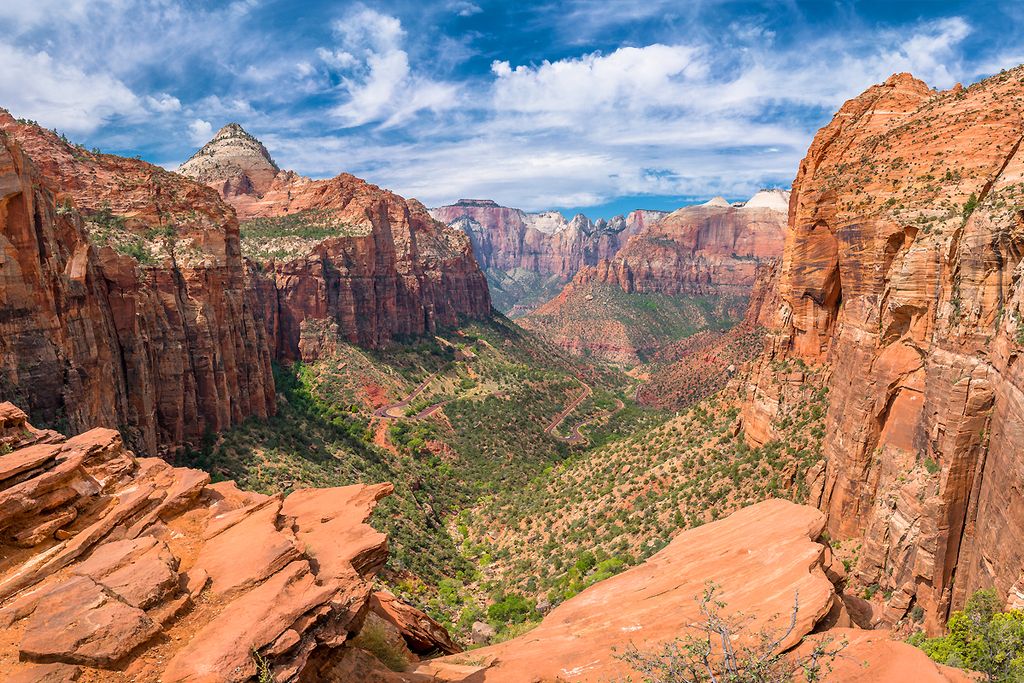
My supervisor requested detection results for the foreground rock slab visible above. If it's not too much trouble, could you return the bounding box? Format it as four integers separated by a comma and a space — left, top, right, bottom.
419, 499, 836, 681
0, 402, 452, 681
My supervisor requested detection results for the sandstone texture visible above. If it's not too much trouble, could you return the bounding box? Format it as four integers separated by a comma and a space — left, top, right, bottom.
0, 402, 453, 681
572, 190, 788, 297
177, 123, 280, 197
430, 199, 666, 315
179, 125, 492, 354
418, 499, 949, 682
0, 113, 275, 455
636, 259, 779, 409
743, 68, 1024, 632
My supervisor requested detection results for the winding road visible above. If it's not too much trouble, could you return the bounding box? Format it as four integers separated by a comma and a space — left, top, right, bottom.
372, 372, 440, 419
374, 371, 630, 447
545, 380, 628, 445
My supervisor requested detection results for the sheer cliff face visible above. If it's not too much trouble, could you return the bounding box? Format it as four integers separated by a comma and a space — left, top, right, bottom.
430, 199, 664, 278
573, 194, 788, 296
518, 194, 788, 363
180, 126, 492, 355
0, 114, 275, 455
429, 199, 666, 315
744, 69, 1024, 630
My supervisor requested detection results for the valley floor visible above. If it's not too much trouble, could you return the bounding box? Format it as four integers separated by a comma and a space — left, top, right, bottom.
175, 314, 830, 650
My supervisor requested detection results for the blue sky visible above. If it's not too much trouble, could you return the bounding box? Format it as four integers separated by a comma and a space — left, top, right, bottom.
1, 1, 1023, 218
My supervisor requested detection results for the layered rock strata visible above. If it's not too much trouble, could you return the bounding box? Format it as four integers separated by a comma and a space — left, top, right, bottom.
429, 199, 667, 315
0, 113, 275, 454
574, 191, 788, 297
180, 125, 492, 355
742, 68, 1024, 631
519, 193, 787, 362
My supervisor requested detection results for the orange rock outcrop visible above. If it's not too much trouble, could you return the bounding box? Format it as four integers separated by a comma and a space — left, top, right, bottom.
417, 499, 964, 682
743, 68, 1024, 631
0, 402, 453, 681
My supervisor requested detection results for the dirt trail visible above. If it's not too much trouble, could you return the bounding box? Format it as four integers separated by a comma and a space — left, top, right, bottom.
372, 372, 439, 419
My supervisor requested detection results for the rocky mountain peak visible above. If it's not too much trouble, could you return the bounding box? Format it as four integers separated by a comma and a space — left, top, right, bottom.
743, 188, 791, 211
177, 122, 279, 196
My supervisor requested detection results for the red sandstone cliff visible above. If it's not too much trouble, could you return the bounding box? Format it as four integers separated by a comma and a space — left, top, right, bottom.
742, 69, 1024, 632
575, 191, 788, 296
430, 199, 666, 315
520, 193, 788, 363
0, 113, 275, 455
180, 125, 492, 355
430, 199, 664, 279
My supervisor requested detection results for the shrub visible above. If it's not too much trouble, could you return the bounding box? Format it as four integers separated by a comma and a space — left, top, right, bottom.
487, 593, 535, 625
910, 589, 1024, 681
616, 583, 845, 682
353, 618, 409, 672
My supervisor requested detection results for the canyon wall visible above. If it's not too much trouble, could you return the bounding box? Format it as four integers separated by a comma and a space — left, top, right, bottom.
575, 191, 788, 296
430, 198, 666, 315
519, 193, 788, 363
430, 198, 665, 279
0, 114, 275, 455
180, 125, 492, 356
743, 70, 1024, 631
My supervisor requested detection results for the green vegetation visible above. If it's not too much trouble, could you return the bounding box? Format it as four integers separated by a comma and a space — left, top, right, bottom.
352, 618, 409, 672
182, 317, 654, 640
910, 589, 1024, 681
526, 283, 747, 364
240, 209, 368, 260
963, 192, 980, 220
461, 368, 829, 609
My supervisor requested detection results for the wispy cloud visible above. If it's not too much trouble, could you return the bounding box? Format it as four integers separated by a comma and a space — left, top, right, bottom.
0, 1, 1015, 213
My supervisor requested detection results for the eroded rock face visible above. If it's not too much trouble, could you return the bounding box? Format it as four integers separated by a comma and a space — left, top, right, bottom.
430, 199, 664, 279
0, 403, 452, 681
519, 195, 788, 362
430, 199, 666, 315
743, 68, 1024, 631
177, 123, 280, 197
179, 126, 492, 354
0, 114, 275, 454
573, 194, 788, 297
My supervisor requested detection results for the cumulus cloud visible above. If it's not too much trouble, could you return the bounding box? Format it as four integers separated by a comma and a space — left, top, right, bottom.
187, 119, 213, 145
0, 2, 1009, 213
0, 42, 141, 134
319, 6, 460, 128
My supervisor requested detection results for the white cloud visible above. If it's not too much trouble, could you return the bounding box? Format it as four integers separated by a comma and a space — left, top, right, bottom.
188, 119, 213, 145
146, 93, 182, 113
491, 45, 706, 114
448, 1, 483, 17
0, 42, 141, 134
320, 6, 460, 128
0, 2, 1003, 213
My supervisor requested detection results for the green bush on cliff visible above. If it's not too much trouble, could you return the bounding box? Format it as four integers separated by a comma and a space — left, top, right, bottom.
909, 589, 1024, 681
